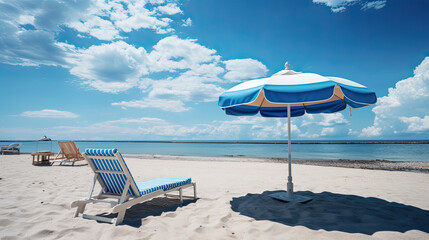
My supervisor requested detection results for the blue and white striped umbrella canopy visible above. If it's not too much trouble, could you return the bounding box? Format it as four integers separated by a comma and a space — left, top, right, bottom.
218, 66, 377, 117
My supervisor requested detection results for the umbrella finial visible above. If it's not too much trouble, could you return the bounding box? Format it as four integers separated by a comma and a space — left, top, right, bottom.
285, 61, 290, 70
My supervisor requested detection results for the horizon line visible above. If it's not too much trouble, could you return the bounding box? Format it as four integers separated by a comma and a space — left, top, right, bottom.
1, 140, 429, 144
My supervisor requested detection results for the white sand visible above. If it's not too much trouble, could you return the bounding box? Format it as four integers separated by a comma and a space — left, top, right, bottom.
1, 154, 428, 239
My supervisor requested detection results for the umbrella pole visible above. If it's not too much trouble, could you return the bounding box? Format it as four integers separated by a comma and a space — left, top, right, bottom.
287, 104, 293, 197
270, 104, 312, 203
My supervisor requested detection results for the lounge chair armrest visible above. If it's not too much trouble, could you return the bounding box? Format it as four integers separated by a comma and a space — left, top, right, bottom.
71, 199, 92, 208
112, 190, 164, 213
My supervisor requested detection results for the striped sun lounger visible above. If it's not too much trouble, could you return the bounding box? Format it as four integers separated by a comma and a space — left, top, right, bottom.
71, 148, 197, 225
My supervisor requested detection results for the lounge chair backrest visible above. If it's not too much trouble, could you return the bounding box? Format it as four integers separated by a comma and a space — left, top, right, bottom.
84, 148, 140, 197
8, 143, 20, 150
58, 141, 80, 158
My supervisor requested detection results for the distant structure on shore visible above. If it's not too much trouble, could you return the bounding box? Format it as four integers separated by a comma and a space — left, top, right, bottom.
38, 135, 51, 141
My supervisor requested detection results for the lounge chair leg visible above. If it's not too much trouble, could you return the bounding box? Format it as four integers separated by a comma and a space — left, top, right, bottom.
193, 182, 197, 199
115, 209, 126, 225
74, 203, 87, 217
119, 180, 131, 204
179, 188, 183, 204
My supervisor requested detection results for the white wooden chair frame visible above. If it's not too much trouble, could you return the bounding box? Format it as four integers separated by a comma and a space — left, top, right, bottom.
71, 151, 197, 225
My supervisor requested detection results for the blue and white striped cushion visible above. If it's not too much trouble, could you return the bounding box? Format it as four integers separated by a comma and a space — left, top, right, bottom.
85, 148, 137, 196
136, 177, 192, 196
85, 148, 118, 156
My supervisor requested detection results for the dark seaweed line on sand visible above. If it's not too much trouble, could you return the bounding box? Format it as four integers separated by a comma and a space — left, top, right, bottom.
271, 158, 429, 173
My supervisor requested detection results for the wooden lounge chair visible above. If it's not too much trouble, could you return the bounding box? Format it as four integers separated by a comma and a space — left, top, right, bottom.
52, 141, 85, 166
1, 143, 21, 155
71, 148, 197, 225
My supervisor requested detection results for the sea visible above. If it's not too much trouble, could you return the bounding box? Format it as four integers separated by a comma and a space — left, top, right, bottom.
2, 140, 429, 162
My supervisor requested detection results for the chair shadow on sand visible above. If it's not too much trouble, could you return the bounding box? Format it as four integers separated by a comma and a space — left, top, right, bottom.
94, 197, 198, 228
230, 191, 429, 235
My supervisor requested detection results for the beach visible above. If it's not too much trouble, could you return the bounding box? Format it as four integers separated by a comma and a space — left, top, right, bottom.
1, 154, 429, 239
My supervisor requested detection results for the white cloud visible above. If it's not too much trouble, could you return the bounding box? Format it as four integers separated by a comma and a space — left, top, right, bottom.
67, 16, 121, 41
211, 117, 271, 139
361, 57, 429, 137
348, 128, 359, 136
200, 112, 351, 140
149, 0, 167, 4
0, 23, 70, 66
138, 124, 211, 137
107, 36, 227, 111
11, 111, 354, 140
319, 113, 349, 126
17, 14, 35, 25
145, 65, 225, 101
359, 125, 382, 137
50, 116, 213, 140
298, 127, 343, 138
3, 0, 91, 31
20, 109, 79, 118
182, 17, 192, 27
332, 6, 346, 12
223, 58, 268, 82
400, 116, 429, 133
148, 36, 220, 72
0, 1, 272, 114
69, 41, 148, 93
102, 117, 168, 125
362, 0, 386, 10
53, 123, 147, 139
0, 0, 90, 66
321, 127, 335, 136
298, 113, 350, 138
52, 117, 168, 138
103, 0, 178, 35
147, 78, 225, 102
67, 35, 269, 112
112, 68, 225, 112
156, 3, 183, 15
298, 132, 321, 138
313, 0, 358, 8
313, 0, 386, 12
302, 113, 348, 127
65, 0, 186, 39
112, 99, 190, 112
0, 0, 189, 68
211, 117, 304, 140
113, 10, 173, 34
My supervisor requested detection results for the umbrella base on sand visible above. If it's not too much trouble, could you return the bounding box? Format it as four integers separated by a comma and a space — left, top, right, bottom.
270, 191, 313, 203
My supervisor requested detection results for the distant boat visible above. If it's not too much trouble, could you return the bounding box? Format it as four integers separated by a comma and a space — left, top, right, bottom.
38, 135, 51, 141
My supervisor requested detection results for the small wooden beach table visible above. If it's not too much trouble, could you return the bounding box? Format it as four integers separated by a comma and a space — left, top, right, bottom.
31, 151, 54, 165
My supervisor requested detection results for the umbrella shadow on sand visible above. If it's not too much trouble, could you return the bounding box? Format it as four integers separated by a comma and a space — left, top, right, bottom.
230, 191, 429, 235
95, 197, 198, 228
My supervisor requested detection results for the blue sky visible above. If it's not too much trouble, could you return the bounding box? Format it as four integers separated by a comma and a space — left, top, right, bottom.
1, 0, 429, 140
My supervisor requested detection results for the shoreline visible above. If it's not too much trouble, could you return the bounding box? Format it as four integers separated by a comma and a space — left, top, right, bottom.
11, 153, 429, 173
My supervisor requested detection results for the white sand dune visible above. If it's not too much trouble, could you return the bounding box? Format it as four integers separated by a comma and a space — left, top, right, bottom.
1, 154, 428, 239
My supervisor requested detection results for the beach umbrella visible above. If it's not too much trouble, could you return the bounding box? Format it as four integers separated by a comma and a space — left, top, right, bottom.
218, 62, 377, 203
